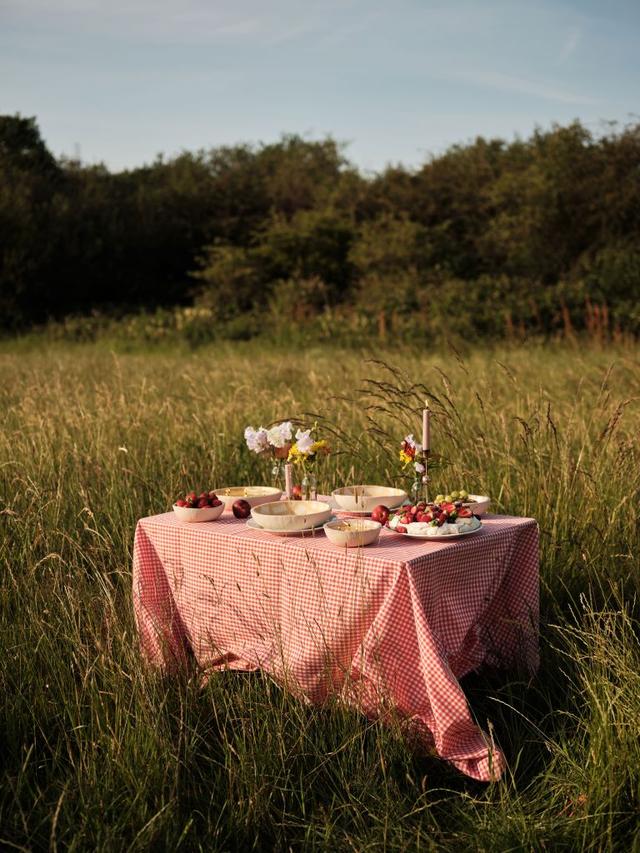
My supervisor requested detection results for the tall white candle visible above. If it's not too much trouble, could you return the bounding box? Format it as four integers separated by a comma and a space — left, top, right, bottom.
284, 463, 293, 499
422, 400, 430, 453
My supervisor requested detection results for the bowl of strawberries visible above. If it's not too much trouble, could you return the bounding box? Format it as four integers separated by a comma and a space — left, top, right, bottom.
173, 490, 225, 522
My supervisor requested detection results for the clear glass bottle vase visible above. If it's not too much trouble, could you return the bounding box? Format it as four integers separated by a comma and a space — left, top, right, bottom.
301, 470, 317, 501
271, 459, 283, 490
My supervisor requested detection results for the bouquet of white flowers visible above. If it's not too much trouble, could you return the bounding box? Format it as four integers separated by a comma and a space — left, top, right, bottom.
244, 421, 293, 459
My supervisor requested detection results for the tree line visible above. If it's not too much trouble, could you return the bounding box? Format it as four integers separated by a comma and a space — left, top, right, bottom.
1, 114, 639, 340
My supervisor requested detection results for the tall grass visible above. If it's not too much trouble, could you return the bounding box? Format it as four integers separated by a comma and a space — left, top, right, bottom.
1, 340, 640, 850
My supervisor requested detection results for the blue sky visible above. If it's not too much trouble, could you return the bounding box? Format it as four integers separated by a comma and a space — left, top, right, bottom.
1, 0, 638, 173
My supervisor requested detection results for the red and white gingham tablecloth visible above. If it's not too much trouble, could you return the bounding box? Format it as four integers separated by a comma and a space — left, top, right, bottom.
132, 508, 538, 781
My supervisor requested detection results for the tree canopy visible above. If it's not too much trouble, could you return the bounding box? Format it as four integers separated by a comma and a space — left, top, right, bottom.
1, 114, 639, 338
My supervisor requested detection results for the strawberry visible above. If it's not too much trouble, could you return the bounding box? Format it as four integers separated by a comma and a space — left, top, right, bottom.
187, 491, 197, 502
176, 499, 187, 507
397, 524, 407, 533
197, 498, 209, 508
441, 502, 456, 514
458, 507, 472, 518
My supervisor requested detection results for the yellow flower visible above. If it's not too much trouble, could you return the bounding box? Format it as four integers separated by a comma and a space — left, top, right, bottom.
287, 443, 304, 463
399, 449, 413, 466
310, 439, 330, 456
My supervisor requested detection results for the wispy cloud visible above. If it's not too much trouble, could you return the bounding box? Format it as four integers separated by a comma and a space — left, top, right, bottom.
558, 26, 581, 63
450, 69, 597, 106
0, 0, 352, 46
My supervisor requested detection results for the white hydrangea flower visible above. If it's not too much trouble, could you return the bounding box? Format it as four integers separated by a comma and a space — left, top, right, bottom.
266, 421, 293, 449
244, 426, 269, 454
295, 428, 314, 455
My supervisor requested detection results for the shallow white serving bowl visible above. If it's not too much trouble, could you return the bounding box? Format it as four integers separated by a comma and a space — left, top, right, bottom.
216, 486, 282, 511
251, 500, 332, 532
323, 518, 381, 548
332, 485, 407, 513
464, 495, 491, 516
173, 502, 225, 523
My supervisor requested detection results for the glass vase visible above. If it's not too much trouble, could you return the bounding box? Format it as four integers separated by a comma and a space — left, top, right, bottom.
271, 459, 283, 490
301, 471, 317, 501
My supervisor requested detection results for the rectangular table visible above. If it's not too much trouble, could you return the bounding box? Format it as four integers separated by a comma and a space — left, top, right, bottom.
132, 509, 538, 781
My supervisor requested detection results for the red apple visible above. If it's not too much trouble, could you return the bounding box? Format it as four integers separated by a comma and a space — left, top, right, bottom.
371, 505, 390, 525
232, 499, 251, 519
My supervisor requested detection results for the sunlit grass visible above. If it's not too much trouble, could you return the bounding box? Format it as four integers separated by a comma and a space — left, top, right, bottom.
1, 339, 640, 850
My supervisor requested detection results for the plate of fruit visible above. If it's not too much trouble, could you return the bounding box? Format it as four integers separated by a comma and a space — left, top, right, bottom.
173, 490, 225, 522
387, 500, 482, 539
433, 489, 491, 516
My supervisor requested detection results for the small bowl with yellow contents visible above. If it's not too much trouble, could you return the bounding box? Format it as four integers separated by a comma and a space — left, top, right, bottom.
323, 518, 382, 548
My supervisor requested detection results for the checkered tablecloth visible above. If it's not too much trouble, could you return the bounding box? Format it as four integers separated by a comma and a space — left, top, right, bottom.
132, 508, 539, 781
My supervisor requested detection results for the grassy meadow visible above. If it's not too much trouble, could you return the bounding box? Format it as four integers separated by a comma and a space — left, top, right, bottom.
1, 338, 640, 851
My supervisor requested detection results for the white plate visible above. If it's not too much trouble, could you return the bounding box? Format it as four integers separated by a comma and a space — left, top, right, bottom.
246, 516, 337, 536
391, 523, 483, 541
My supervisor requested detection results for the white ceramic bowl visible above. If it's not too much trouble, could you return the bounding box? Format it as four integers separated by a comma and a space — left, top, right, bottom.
323, 518, 381, 548
216, 486, 282, 511
251, 500, 332, 532
332, 485, 407, 513
173, 502, 225, 523
464, 495, 491, 516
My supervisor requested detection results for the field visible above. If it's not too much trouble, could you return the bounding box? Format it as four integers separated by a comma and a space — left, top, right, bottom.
2, 339, 640, 851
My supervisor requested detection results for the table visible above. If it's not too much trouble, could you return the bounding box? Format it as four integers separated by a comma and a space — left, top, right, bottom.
132, 509, 538, 781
